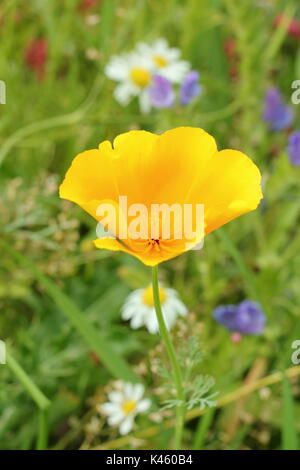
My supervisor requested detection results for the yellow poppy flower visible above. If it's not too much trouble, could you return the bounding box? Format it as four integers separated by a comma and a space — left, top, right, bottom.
59, 127, 262, 266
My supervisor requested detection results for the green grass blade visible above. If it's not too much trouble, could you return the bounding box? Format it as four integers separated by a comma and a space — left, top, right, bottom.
281, 376, 299, 450
192, 407, 215, 450
2, 241, 138, 383
36, 409, 49, 450
6, 350, 50, 411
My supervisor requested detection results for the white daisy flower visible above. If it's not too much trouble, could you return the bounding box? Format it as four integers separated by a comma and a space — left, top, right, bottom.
122, 284, 188, 334
136, 38, 190, 84
105, 52, 154, 113
100, 383, 151, 435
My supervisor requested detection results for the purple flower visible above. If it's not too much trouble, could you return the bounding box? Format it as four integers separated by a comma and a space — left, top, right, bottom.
213, 305, 239, 331
180, 71, 201, 106
213, 300, 265, 335
263, 87, 294, 131
287, 131, 300, 166
234, 300, 265, 335
149, 75, 174, 109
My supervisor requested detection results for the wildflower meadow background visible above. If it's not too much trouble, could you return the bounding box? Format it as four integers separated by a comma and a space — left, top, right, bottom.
1, 0, 300, 451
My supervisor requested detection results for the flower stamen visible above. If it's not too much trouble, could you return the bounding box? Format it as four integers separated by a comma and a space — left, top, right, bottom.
130, 68, 151, 88
154, 55, 168, 67
142, 285, 166, 307
121, 400, 137, 415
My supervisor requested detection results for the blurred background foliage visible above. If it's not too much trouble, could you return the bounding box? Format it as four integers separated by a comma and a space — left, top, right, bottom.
0, 0, 300, 450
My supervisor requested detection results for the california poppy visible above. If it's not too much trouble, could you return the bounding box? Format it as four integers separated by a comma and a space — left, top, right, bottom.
60, 127, 262, 266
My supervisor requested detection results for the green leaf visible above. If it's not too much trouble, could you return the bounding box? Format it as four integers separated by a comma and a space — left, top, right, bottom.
1, 241, 138, 383
282, 376, 299, 450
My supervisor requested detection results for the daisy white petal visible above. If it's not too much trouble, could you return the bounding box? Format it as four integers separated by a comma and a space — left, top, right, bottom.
136, 398, 151, 412
145, 310, 160, 334
159, 61, 190, 83
130, 312, 147, 329
107, 391, 123, 403
131, 384, 145, 401
139, 89, 151, 114
108, 412, 124, 425
124, 382, 134, 398
114, 82, 138, 105
119, 415, 135, 435
101, 402, 120, 414
105, 55, 129, 81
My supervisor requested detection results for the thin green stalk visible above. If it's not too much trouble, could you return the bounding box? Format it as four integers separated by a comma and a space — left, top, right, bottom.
192, 407, 215, 450
152, 265, 185, 449
36, 409, 49, 450
6, 350, 50, 450
6, 350, 50, 411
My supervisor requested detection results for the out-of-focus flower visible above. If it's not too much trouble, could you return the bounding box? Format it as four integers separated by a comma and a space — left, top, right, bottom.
213, 300, 266, 335
180, 71, 201, 105
224, 38, 239, 81
24, 38, 48, 81
274, 14, 300, 40
136, 38, 189, 83
224, 38, 236, 59
105, 52, 153, 113
85, 14, 101, 26
230, 332, 242, 343
287, 131, 300, 166
100, 383, 150, 435
122, 284, 187, 334
263, 87, 294, 131
85, 48, 102, 61
213, 304, 239, 330
234, 300, 265, 334
60, 127, 263, 266
78, 0, 99, 11
149, 75, 174, 108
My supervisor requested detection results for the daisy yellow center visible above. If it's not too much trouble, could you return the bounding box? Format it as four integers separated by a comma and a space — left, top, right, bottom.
142, 285, 166, 307
130, 68, 151, 88
122, 400, 137, 415
154, 55, 168, 67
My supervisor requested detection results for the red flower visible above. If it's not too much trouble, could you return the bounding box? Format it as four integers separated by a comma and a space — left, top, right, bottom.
224, 38, 236, 59
78, 0, 99, 11
224, 38, 239, 81
274, 14, 300, 40
24, 38, 48, 81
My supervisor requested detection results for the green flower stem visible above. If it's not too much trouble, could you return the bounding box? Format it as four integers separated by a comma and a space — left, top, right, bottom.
152, 265, 185, 449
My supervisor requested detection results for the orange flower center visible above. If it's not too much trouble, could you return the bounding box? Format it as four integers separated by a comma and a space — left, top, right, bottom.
142, 285, 167, 307
130, 68, 151, 88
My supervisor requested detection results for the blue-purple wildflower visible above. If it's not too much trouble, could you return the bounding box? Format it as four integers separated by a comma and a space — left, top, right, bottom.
287, 131, 300, 166
263, 87, 294, 131
213, 300, 265, 335
213, 305, 238, 331
149, 74, 174, 108
180, 71, 201, 105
